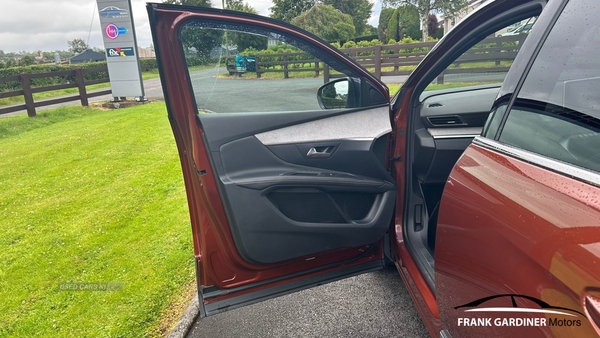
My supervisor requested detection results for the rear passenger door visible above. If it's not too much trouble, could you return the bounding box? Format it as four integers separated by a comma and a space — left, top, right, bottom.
436, 0, 600, 336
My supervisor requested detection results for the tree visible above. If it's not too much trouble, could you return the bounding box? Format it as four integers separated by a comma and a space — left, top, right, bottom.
379, 5, 423, 42
270, 0, 315, 23
387, 9, 401, 42
165, 0, 223, 60
364, 24, 378, 36
225, 0, 245, 11
378, 8, 395, 41
5, 59, 16, 68
428, 14, 439, 38
383, 0, 468, 41
226, 1, 268, 52
398, 5, 421, 40
432, 26, 444, 39
163, 0, 211, 5
54, 50, 74, 60
67, 38, 90, 55
19, 55, 35, 66
321, 0, 373, 36
291, 4, 356, 42
42, 51, 53, 60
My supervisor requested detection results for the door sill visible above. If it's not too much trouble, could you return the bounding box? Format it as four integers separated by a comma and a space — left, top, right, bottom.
199, 260, 384, 317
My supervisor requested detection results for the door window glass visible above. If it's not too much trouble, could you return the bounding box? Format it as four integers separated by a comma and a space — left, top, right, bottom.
178, 21, 383, 113
499, 0, 600, 172
425, 17, 537, 91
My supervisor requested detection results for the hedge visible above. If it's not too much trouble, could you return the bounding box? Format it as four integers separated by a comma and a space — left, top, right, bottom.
139, 58, 158, 72
142, 56, 217, 70
243, 38, 438, 63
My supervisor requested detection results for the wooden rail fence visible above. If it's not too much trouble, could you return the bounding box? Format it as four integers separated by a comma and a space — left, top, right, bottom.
255, 53, 324, 79
0, 66, 111, 117
253, 34, 527, 83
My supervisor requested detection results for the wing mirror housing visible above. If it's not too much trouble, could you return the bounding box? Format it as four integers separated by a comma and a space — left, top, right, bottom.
317, 78, 350, 109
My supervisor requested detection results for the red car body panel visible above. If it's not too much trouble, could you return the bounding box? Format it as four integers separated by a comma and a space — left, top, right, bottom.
436, 144, 600, 337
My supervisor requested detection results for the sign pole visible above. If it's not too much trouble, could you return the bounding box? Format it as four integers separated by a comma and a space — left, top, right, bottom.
97, 0, 145, 101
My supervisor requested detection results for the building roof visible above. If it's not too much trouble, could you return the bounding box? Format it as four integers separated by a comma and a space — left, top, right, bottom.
69, 49, 106, 63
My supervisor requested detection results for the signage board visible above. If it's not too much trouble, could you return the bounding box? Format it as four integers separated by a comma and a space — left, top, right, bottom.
97, 0, 145, 99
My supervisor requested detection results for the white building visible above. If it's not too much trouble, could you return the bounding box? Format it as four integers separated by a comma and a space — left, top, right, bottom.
441, 0, 492, 35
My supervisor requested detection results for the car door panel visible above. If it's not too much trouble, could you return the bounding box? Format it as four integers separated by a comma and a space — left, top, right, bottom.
199, 107, 396, 264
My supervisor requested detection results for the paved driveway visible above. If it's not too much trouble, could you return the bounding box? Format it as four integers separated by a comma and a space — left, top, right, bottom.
188, 68, 324, 113
186, 266, 429, 338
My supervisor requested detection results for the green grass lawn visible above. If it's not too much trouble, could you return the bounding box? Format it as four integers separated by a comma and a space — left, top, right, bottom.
0, 103, 194, 337
388, 83, 402, 96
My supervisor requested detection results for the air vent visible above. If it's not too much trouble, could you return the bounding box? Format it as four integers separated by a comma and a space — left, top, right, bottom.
427, 115, 465, 126
428, 103, 444, 108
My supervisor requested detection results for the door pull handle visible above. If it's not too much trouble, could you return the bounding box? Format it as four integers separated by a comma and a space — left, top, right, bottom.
307, 146, 333, 157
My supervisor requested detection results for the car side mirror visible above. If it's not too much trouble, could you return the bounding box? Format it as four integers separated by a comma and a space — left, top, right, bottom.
317, 78, 350, 109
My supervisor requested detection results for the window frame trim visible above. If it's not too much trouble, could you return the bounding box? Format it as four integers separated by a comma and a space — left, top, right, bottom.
473, 136, 600, 188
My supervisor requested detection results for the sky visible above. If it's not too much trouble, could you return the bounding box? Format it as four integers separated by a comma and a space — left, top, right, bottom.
0, 0, 382, 54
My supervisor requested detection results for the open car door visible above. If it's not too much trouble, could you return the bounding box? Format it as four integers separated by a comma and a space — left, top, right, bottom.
147, 4, 398, 317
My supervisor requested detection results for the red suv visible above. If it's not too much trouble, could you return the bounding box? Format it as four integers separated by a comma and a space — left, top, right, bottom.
148, 0, 600, 336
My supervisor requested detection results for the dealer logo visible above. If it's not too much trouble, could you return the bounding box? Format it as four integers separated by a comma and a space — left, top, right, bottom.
107, 47, 134, 57
105, 23, 127, 40
99, 6, 129, 19
455, 294, 586, 327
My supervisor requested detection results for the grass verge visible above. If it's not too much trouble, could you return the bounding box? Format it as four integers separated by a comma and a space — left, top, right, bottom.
0, 102, 194, 337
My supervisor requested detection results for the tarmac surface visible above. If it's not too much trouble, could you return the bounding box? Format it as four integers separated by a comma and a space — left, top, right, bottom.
185, 266, 429, 338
